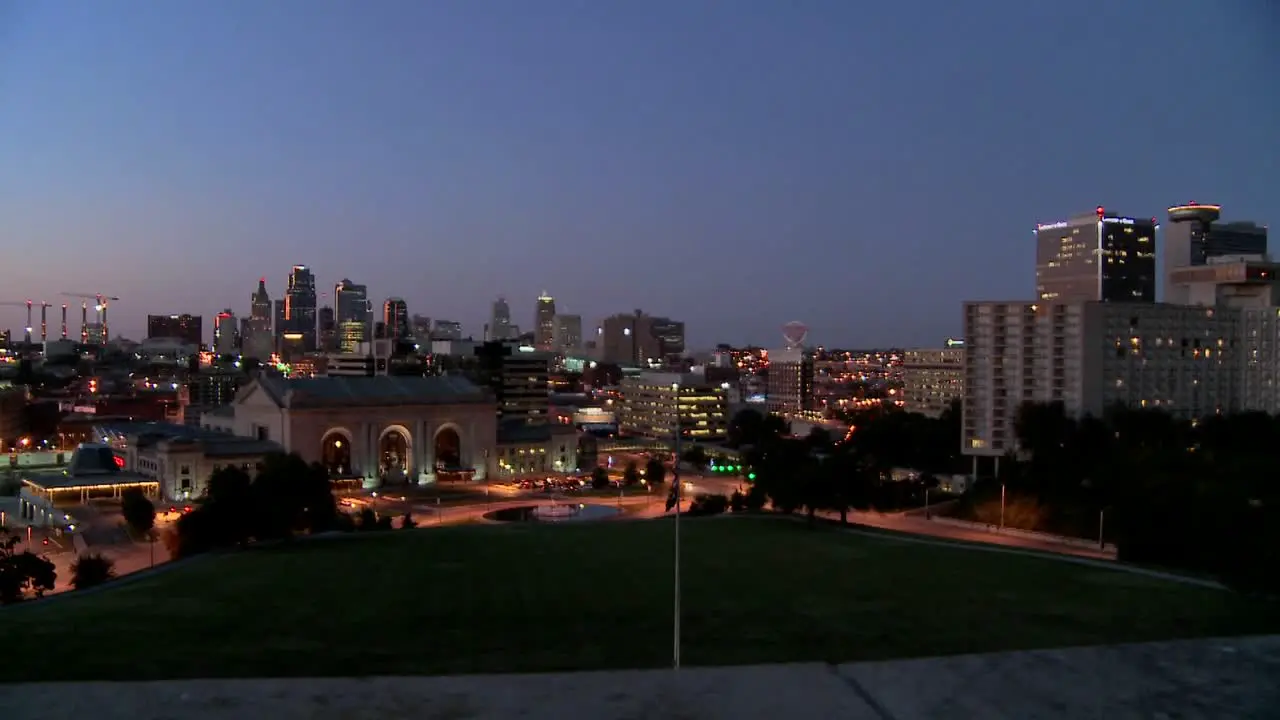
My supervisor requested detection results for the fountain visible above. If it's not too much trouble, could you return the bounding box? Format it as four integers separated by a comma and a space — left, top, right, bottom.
484, 500, 621, 523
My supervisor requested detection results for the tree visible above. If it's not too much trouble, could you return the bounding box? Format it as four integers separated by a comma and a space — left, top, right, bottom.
70, 553, 115, 590
645, 458, 666, 486
591, 466, 610, 489
0, 530, 56, 603
805, 427, 834, 452
121, 488, 156, 539
727, 408, 765, 448
680, 445, 708, 470
622, 461, 641, 487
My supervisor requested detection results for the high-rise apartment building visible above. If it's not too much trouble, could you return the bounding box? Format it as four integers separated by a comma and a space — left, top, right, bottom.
383, 298, 409, 340
285, 265, 318, 351
489, 297, 513, 341
147, 314, 203, 347
617, 372, 730, 443
534, 293, 556, 350
213, 310, 238, 355
245, 278, 273, 360
1164, 203, 1268, 303
1035, 207, 1156, 303
552, 314, 582, 355
960, 301, 1244, 466
902, 341, 964, 418
334, 279, 369, 352
766, 346, 815, 415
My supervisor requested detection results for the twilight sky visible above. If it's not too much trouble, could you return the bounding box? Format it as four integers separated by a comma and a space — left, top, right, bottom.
0, 1, 1276, 349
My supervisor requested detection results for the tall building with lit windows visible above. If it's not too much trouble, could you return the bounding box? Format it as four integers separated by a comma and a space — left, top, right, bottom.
285, 265, 318, 351
1035, 207, 1156, 303
534, 293, 556, 350
960, 301, 1240, 472
383, 298, 409, 340
334, 279, 369, 352
619, 371, 732, 440
617, 372, 729, 443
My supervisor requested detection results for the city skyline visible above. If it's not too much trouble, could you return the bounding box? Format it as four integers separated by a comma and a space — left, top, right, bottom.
0, 2, 1276, 347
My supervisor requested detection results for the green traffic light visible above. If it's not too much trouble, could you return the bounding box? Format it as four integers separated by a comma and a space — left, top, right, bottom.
747, 472, 756, 480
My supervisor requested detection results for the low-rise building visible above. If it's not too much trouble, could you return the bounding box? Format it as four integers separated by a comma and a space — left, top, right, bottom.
902, 342, 964, 418
18, 443, 159, 527
494, 421, 580, 477
207, 374, 498, 486
97, 421, 282, 501
618, 372, 730, 444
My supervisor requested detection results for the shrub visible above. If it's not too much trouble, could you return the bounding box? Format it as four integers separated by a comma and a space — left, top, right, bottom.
70, 553, 116, 590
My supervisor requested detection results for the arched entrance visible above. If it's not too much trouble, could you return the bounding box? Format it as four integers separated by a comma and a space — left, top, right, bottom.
434, 426, 462, 476
321, 430, 353, 476
378, 426, 413, 484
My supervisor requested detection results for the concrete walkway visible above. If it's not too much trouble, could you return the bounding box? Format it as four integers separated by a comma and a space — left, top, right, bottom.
5, 635, 1278, 720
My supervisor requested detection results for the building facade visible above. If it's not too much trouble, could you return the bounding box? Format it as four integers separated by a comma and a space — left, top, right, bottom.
334, 278, 369, 352
147, 314, 203, 347
534, 293, 556, 350
494, 423, 581, 477
285, 265, 318, 351
552, 314, 582, 355
1164, 203, 1268, 304
1035, 207, 1157, 303
471, 341, 551, 424
213, 310, 237, 355
384, 298, 409, 339
902, 343, 964, 418
766, 347, 815, 415
618, 372, 730, 443
489, 297, 513, 341
207, 375, 498, 485
961, 301, 1239, 463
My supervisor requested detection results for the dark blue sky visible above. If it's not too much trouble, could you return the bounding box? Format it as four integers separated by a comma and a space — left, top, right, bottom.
0, 1, 1276, 349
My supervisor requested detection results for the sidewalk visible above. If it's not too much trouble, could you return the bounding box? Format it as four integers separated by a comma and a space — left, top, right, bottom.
6, 635, 1277, 719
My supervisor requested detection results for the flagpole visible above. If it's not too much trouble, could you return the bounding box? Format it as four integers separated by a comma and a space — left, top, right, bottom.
672, 381, 681, 670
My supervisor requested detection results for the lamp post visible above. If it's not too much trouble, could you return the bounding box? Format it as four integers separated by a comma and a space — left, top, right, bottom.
671, 381, 682, 670
999, 482, 1006, 531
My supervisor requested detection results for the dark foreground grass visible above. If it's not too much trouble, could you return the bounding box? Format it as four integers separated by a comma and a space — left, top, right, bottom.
1, 517, 1277, 682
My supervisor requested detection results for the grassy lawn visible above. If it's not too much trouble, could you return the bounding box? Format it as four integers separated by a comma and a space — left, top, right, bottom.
1, 517, 1277, 682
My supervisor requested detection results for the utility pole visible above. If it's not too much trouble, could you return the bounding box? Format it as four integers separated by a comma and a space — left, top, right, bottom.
671, 381, 682, 671
999, 483, 1006, 531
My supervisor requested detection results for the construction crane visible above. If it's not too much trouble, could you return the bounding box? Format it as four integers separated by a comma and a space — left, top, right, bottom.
0, 300, 35, 344
39, 301, 53, 342
61, 292, 121, 344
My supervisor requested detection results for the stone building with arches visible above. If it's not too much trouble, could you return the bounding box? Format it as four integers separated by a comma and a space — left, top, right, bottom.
207, 375, 497, 486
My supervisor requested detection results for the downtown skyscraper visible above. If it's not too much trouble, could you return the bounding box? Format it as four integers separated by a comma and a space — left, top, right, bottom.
285, 265, 318, 351
244, 278, 273, 360
334, 278, 369, 352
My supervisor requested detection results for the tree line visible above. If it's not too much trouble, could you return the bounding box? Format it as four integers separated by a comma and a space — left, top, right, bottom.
721, 402, 1277, 593
990, 401, 1280, 591
702, 404, 963, 525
